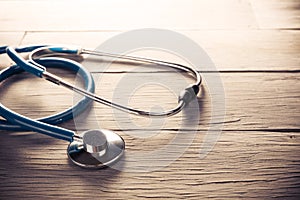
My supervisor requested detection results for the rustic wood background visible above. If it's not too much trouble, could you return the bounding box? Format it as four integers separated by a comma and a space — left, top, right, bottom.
0, 0, 300, 199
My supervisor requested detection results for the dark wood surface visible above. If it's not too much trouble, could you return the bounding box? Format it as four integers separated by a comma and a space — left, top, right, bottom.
0, 0, 300, 199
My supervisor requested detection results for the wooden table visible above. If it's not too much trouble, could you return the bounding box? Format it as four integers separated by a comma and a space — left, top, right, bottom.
0, 0, 299, 199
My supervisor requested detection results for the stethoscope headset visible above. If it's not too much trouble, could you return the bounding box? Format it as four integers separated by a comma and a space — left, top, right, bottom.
0, 45, 201, 169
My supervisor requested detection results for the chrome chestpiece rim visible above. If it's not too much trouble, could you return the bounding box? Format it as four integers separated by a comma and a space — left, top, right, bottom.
68, 129, 125, 169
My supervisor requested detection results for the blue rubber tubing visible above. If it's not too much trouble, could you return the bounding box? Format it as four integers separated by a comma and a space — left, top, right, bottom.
0, 56, 95, 141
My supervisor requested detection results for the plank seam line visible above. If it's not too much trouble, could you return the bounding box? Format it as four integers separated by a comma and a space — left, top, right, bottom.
70, 128, 300, 133
1, 28, 300, 32
90, 70, 300, 74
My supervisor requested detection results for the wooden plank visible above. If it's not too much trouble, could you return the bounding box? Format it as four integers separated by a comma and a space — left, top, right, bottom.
0, 0, 257, 31
1, 71, 299, 131
0, 1, 299, 199
20, 30, 300, 71
0, 130, 299, 198
251, 0, 300, 29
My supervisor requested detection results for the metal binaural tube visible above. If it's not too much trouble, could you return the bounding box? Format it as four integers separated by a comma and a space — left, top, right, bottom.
81, 49, 202, 87
29, 46, 201, 87
30, 45, 201, 117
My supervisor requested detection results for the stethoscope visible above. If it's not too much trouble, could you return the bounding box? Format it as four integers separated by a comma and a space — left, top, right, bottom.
0, 45, 202, 169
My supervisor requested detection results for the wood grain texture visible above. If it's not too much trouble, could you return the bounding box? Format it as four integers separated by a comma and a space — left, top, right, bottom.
251, 0, 300, 29
19, 30, 300, 71
0, 130, 299, 199
0, 0, 257, 31
0, 70, 299, 130
0, 70, 299, 199
0, 0, 300, 199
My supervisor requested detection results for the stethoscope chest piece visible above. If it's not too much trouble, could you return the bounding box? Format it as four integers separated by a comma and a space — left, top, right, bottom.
67, 129, 125, 169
